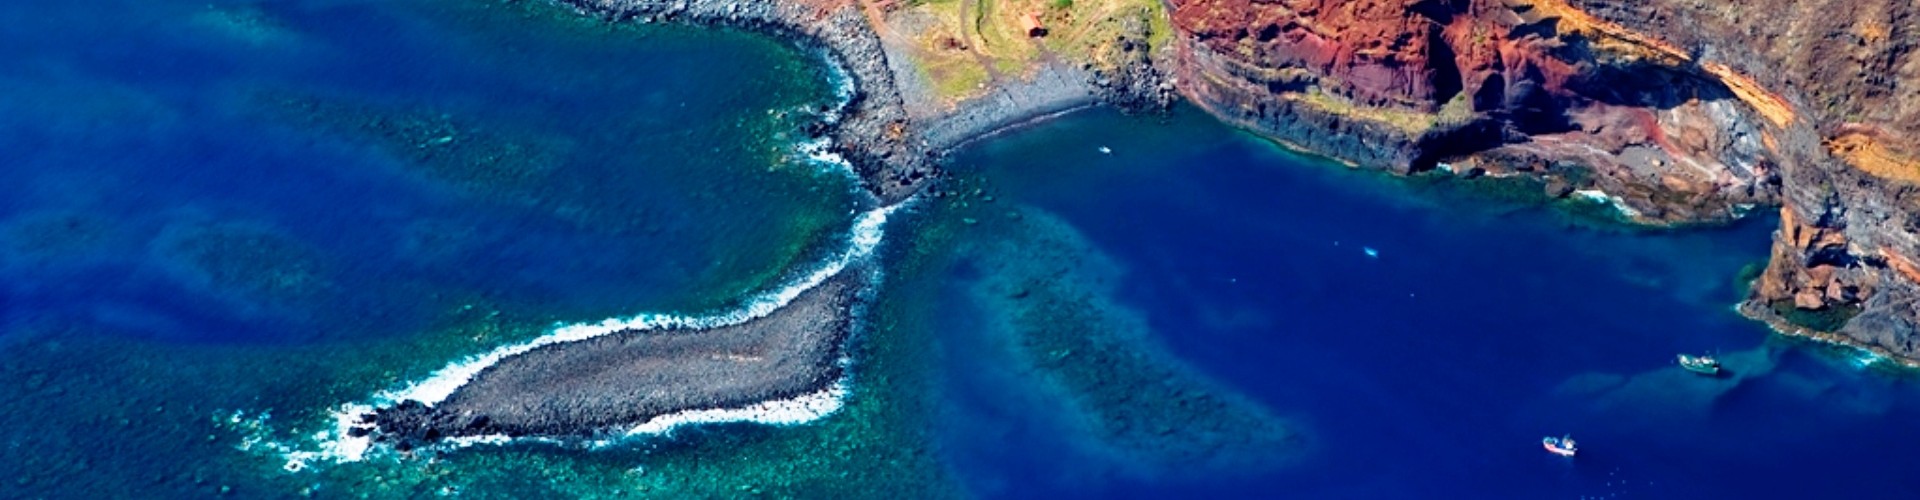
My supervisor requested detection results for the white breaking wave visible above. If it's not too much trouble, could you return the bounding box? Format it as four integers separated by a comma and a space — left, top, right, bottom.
817, 47, 856, 125
380, 204, 896, 407
419, 380, 848, 454
251, 201, 906, 471
796, 135, 856, 178
784, 51, 858, 179
417, 380, 851, 454
618, 380, 847, 437
1572, 189, 1644, 219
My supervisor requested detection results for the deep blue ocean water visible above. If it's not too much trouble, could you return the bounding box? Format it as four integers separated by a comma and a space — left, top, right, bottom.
928, 107, 1920, 498
7, 0, 1920, 497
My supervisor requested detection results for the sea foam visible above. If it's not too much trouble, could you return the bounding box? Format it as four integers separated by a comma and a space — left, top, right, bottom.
1572, 189, 1644, 219
379, 204, 895, 407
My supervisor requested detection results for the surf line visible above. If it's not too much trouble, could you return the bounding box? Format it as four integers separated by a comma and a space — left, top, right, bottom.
261, 201, 906, 470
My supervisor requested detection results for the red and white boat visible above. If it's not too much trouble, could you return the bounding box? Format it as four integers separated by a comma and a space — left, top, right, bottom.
1542, 434, 1578, 457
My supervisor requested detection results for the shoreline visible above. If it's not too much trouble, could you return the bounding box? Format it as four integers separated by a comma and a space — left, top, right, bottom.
935, 101, 1101, 152
557, 0, 934, 204
912, 62, 1104, 151
557, 0, 1169, 202
1738, 301, 1920, 370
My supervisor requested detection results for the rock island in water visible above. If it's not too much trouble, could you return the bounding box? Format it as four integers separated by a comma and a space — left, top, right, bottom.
366, 267, 864, 447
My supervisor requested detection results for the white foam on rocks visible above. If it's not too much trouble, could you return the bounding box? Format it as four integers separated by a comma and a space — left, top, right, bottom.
1572, 189, 1644, 219
251, 202, 904, 472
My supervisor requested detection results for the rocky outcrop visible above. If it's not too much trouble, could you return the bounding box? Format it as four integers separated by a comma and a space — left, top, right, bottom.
366, 269, 859, 447
1167, 0, 1920, 362
1170, 0, 1783, 224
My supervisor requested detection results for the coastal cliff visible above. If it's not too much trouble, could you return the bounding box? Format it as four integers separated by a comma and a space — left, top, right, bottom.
1163, 0, 1920, 362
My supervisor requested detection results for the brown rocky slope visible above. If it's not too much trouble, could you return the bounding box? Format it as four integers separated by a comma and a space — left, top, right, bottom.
1166, 0, 1920, 361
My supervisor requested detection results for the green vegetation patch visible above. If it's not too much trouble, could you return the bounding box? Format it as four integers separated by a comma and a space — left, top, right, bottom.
1769, 299, 1862, 333
1294, 89, 1438, 136
900, 0, 1170, 102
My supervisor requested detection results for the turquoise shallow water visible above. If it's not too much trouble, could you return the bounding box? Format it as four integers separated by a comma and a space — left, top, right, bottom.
8, 0, 1920, 498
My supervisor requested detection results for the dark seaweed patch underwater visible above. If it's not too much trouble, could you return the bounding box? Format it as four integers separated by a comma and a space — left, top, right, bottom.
6, 0, 1920, 498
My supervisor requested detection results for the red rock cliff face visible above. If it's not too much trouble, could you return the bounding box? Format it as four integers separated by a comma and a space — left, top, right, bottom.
1168, 0, 1920, 360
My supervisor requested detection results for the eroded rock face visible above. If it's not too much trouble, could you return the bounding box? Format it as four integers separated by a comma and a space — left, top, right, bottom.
1171, 0, 1781, 222
1169, 0, 1920, 359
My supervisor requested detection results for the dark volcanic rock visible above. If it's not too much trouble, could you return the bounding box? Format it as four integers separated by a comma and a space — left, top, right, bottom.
370, 270, 860, 443
1170, 0, 1781, 225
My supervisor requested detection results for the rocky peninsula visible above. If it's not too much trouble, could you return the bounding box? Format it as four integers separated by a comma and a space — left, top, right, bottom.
365, 269, 862, 447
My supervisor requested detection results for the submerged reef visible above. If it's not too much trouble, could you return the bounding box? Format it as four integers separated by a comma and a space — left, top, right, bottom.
262, 93, 573, 202
366, 268, 862, 446
152, 220, 334, 308
960, 206, 1306, 474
